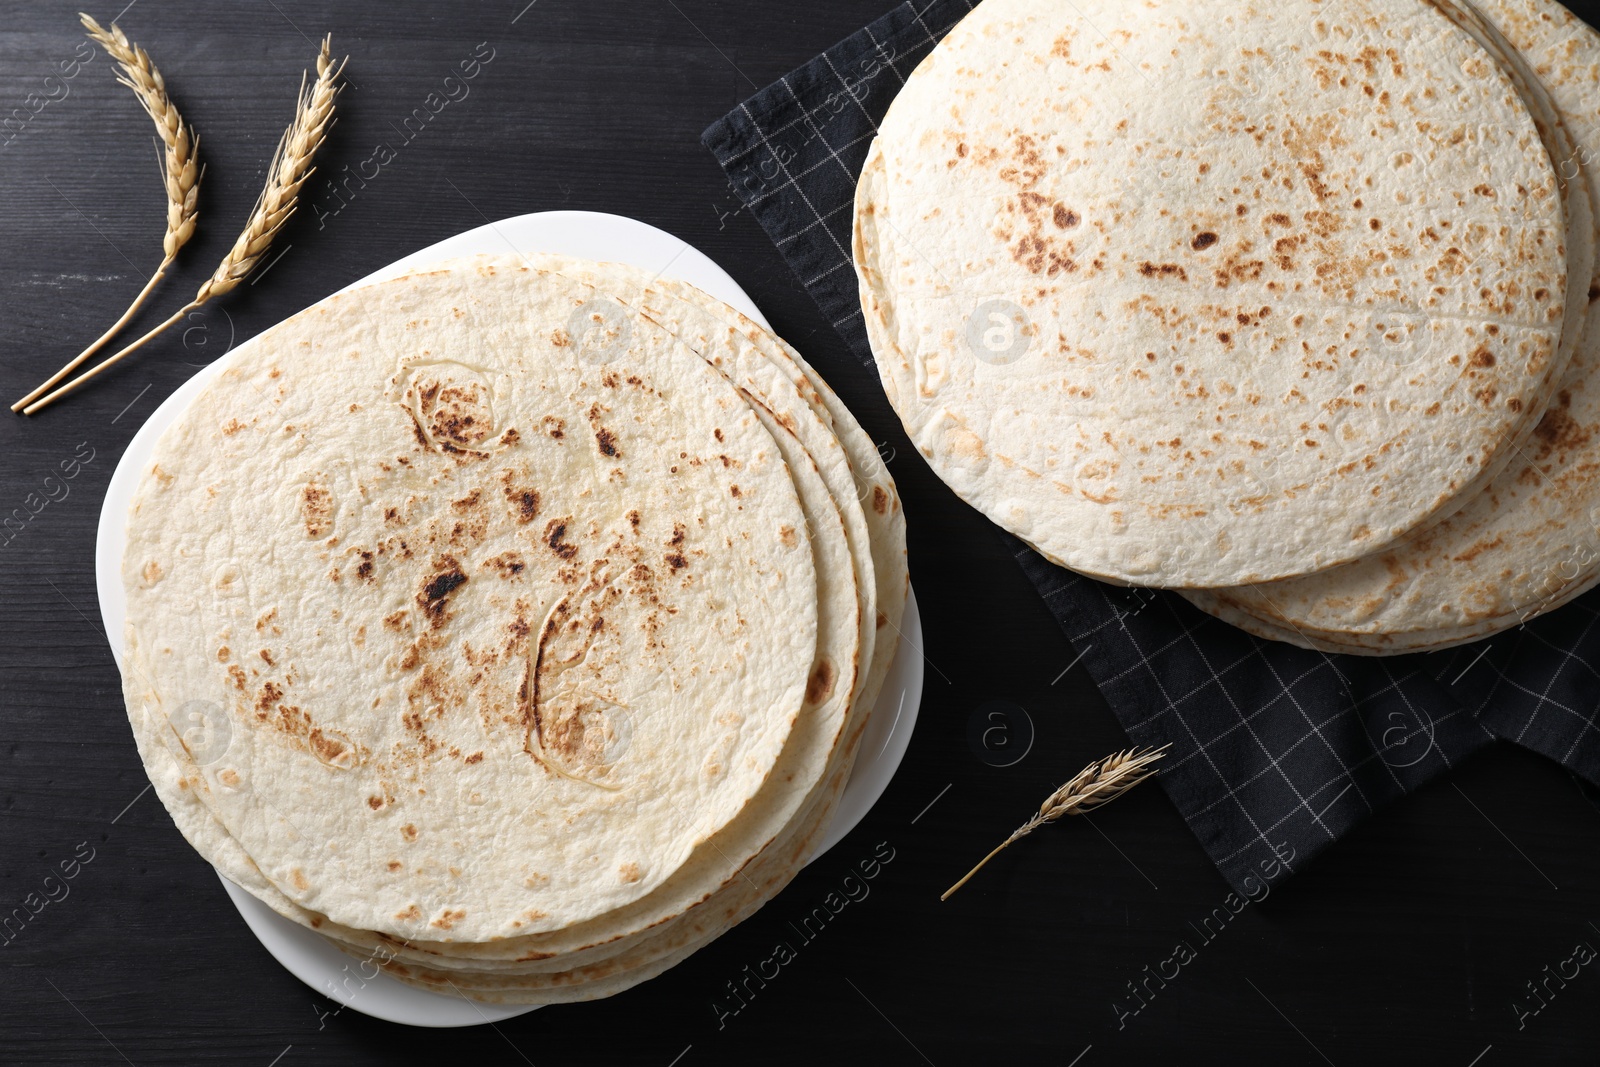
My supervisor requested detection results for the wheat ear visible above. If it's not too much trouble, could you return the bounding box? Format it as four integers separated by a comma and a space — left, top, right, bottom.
25, 35, 344, 415
941, 744, 1169, 900
13, 14, 201, 412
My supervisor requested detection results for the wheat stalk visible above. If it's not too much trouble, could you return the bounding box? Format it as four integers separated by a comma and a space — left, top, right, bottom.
24, 35, 344, 415
941, 744, 1170, 900
13, 14, 202, 413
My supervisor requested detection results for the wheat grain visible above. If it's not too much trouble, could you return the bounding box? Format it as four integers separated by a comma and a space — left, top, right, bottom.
941, 744, 1169, 900
13, 14, 202, 412
25, 35, 344, 415
196, 36, 343, 303
80, 14, 203, 261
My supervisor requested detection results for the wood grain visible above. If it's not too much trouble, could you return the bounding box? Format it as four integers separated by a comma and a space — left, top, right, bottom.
3, 0, 1600, 1063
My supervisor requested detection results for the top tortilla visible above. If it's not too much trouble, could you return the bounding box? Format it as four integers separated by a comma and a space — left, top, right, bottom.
855, 0, 1575, 587
1182, 0, 1600, 651
120, 263, 821, 942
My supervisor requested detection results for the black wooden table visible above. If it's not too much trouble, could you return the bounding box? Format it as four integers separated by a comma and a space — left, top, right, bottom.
3, 1, 1600, 1063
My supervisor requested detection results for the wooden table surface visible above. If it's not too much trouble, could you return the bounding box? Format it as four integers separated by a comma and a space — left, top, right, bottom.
3, 1, 1600, 1063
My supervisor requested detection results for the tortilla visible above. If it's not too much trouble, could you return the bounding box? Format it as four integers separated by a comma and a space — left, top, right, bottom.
1183, 0, 1600, 654
854, 0, 1577, 587
120, 262, 821, 942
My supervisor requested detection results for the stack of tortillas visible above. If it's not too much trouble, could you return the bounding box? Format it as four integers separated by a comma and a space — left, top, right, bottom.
119, 254, 907, 1003
854, 0, 1600, 654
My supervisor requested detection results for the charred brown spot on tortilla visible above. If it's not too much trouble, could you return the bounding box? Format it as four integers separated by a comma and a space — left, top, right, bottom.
401, 824, 419, 842
301, 482, 334, 537
544, 519, 578, 559
1139, 261, 1187, 281
423, 568, 467, 603
254, 681, 284, 720
278, 704, 310, 736
550, 329, 570, 347
872, 485, 890, 514
806, 659, 836, 703
485, 551, 526, 577
542, 415, 565, 439
367, 795, 384, 810
307, 726, 355, 767
1190, 232, 1218, 251
520, 600, 566, 761
418, 556, 468, 626
663, 522, 689, 571
432, 387, 492, 448
1010, 233, 1076, 276
501, 475, 541, 524
1532, 398, 1591, 458
585, 402, 621, 458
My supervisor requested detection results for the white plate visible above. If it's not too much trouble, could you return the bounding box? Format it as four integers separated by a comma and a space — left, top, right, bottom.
94, 211, 924, 1027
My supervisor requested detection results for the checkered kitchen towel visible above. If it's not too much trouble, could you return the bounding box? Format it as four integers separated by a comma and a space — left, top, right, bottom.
703, 0, 1600, 891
